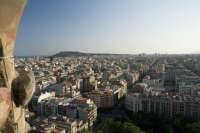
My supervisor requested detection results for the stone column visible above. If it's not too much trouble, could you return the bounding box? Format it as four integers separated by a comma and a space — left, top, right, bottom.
0, 0, 34, 133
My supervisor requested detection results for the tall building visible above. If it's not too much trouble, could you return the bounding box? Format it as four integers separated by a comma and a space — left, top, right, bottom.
125, 93, 200, 120
80, 76, 96, 93
83, 90, 114, 108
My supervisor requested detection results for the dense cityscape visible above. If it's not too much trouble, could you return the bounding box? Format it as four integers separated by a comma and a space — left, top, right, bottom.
14, 52, 200, 133
2, 0, 200, 133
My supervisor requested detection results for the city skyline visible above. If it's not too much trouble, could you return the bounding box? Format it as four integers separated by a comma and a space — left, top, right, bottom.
15, 0, 200, 56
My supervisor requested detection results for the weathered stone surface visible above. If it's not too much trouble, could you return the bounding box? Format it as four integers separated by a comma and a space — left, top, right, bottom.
0, 88, 11, 129
0, 0, 35, 133
0, 0, 26, 57
12, 69, 35, 107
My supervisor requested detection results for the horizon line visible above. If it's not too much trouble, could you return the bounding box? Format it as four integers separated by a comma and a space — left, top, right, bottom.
14, 50, 200, 57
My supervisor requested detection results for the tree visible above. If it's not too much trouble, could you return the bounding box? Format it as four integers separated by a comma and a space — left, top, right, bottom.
123, 122, 144, 133
185, 122, 200, 133
79, 129, 90, 133
105, 118, 145, 133
96, 130, 103, 133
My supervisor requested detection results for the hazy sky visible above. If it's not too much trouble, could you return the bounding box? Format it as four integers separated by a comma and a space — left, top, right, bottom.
15, 0, 200, 56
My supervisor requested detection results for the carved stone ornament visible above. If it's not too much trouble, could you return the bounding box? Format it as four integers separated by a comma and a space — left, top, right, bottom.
0, 0, 35, 133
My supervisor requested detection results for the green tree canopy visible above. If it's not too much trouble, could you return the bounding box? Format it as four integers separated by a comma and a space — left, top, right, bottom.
105, 118, 145, 133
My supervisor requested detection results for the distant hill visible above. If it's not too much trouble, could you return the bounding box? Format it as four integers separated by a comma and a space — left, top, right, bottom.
53, 51, 90, 57
53, 51, 131, 57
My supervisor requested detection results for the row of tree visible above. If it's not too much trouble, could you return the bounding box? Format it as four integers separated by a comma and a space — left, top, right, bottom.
95, 108, 200, 133
127, 111, 200, 133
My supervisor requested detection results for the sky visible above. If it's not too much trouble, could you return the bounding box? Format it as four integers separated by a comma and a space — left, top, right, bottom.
15, 0, 200, 56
